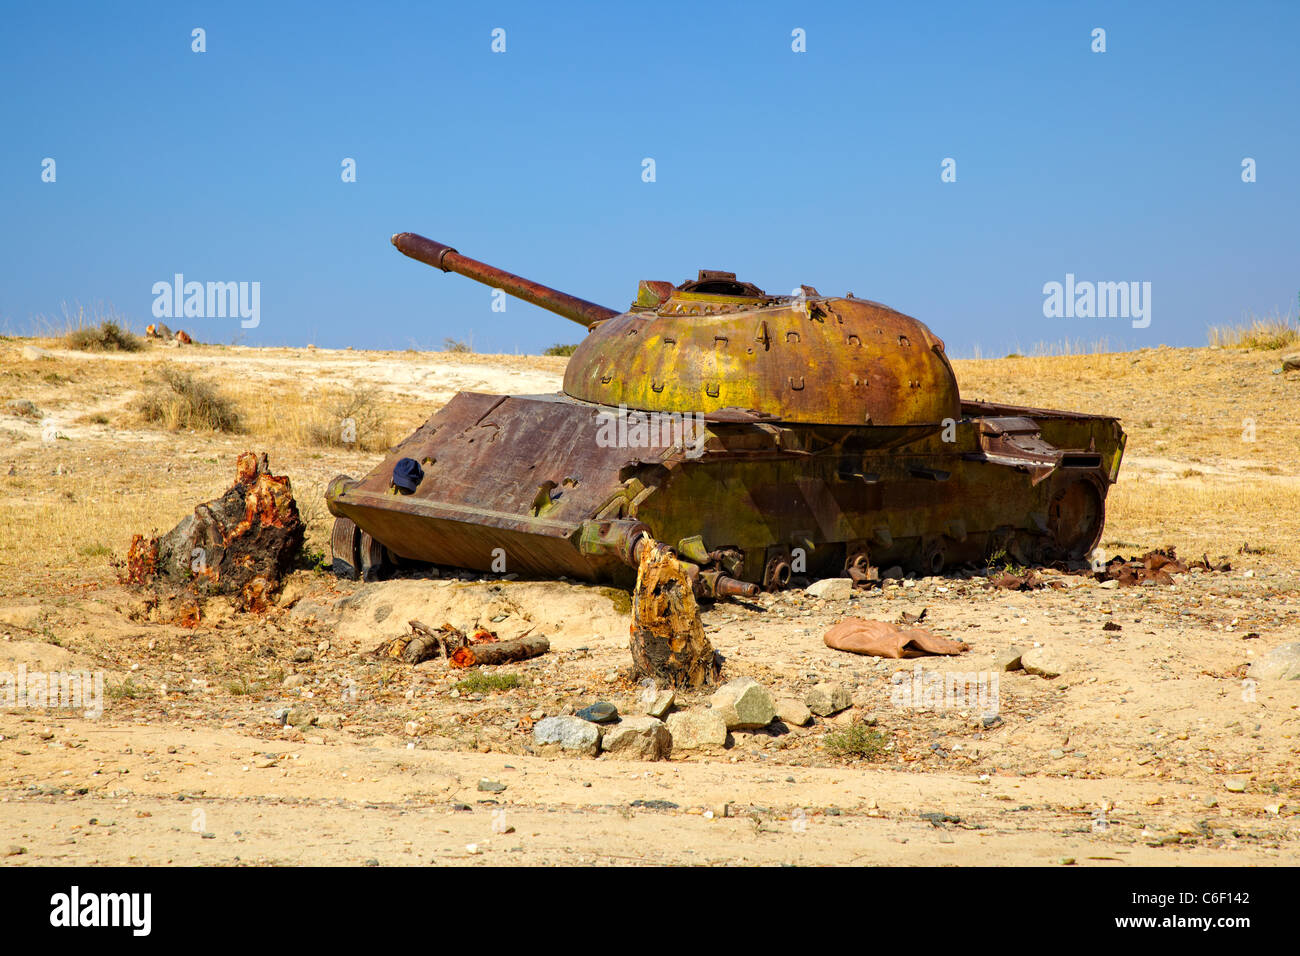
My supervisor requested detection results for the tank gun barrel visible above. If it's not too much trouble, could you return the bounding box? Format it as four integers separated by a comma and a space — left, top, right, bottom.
392, 232, 620, 328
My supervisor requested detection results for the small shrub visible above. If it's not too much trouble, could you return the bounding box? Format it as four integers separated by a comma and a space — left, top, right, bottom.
824, 723, 890, 760
107, 678, 145, 700
543, 343, 578, 357
304, 385, 391, 452
138, 365, 242, 432
65, 319, 143, 352
443, 337, 472, 354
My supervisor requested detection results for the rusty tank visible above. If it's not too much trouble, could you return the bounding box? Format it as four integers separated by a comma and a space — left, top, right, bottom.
324, 233, 1125, 597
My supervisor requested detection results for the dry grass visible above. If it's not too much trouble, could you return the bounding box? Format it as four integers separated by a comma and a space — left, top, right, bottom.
137, 365, 242, 432
231, 384, 399, 453
1104, 478, 1300, 562
1207, 314, 1300, 350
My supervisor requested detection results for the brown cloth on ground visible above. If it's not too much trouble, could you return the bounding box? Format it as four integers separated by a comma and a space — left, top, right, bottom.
824, 618, 967, 659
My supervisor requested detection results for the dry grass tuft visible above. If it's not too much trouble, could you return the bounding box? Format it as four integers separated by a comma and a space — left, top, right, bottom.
137, 365, 242, 432
48, 302, 144, 352
1207, 314, 1300, 351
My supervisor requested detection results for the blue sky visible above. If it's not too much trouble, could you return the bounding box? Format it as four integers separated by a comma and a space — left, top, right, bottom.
2, 0, 1296, 356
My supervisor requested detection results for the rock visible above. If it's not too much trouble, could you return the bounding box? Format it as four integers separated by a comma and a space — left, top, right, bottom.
665, 709, 728, 750
286, 707, 315, 728
1249, 642, 1300, 681
276, 581, 305, 608
1021, 647, 1065, 678
881, 565, 904, 581
576, 702, 619, 724
477, 779, 506, 793
533, 715, 602, 756
20, 346, 50, 360
1098, 579, 1120, 590
282, 673, 306, 689
645, 689, 675, 719
805, 578, 853, 600
710, 676, 776, 729
775, 698, 813, 727
805, 681, 851, 717
996, 646, 1025, 672
601, 715, 672, 760
316, 714, 343, 730
1282, 353, 1300, 372
4, 845, 25, 857
292, 647, 313, 663
1223, 777, 1249, 793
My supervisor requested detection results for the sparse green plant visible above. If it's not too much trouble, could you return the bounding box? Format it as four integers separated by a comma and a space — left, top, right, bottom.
543, 343, 578, 357
454, 672, 521, 694
985, 547, 1028, 576
224, 676, 262, 696
137, 365, 242, 432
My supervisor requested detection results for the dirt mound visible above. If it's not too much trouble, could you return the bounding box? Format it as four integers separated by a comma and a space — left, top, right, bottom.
325, 578, 630, 653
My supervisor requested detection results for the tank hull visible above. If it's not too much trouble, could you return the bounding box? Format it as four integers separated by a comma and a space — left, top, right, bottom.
326, 391, 1125, 588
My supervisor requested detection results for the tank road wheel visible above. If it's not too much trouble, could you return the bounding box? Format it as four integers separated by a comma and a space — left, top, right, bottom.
358, 531, 390, 582
918, 536, 948, 577
1047, 477, 1105, 560
763, 550, 792, 591
330, 516, 361, 580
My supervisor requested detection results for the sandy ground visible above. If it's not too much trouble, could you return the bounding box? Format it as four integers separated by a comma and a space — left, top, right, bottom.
1, 337, 1298, 866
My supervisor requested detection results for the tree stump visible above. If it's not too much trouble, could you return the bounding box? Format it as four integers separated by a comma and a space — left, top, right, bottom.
629, 540, 720, 688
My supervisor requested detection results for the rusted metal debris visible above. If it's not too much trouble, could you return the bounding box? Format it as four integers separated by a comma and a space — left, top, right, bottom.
987, 545, 1231, 590
824, 618, 968, 659
1096, 546, 1229, 587
124, 452, 304, 613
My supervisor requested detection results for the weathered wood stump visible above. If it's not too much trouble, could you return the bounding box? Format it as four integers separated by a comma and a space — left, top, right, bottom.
629, 540, 720, 688
125, 451, 304, 611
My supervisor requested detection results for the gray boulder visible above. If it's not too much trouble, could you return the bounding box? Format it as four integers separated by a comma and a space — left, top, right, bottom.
533, 715, 602, 756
